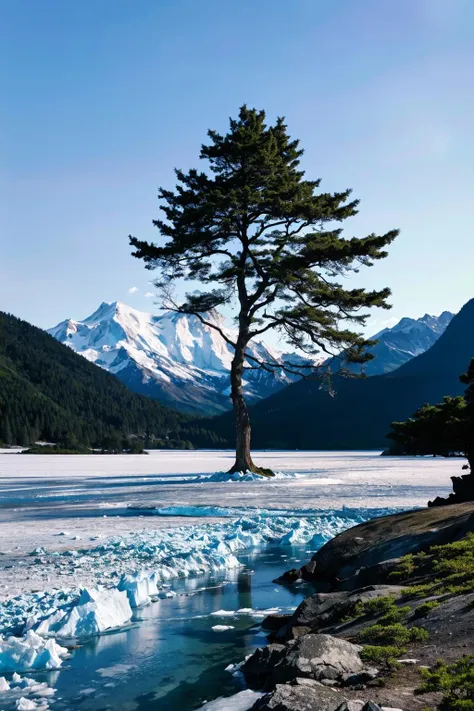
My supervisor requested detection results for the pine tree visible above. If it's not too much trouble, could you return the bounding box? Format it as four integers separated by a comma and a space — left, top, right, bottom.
130, 106, 398, 474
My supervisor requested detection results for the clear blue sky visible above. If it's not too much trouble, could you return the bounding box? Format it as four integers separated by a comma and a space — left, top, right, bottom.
1, 0, 473, 343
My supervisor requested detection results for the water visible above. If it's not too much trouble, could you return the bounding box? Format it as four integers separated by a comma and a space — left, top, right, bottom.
21, 545, 312, 711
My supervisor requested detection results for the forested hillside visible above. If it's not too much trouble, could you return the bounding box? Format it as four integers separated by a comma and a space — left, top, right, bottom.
0, 311, 221, 448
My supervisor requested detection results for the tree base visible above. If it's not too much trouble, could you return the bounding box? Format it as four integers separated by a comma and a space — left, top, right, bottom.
228, 461, 275, 478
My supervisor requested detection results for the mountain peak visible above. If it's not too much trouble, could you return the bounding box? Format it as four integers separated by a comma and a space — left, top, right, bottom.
48, 300, 307, 414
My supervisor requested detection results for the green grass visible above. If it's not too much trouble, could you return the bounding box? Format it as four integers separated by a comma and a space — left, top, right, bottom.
416, 655, 474, 710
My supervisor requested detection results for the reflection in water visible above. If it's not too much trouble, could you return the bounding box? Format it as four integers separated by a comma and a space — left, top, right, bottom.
19, 546, 311, 711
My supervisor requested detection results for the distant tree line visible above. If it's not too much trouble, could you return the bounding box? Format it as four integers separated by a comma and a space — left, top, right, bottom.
0, 311, 223, 450
386, 358, 474, 505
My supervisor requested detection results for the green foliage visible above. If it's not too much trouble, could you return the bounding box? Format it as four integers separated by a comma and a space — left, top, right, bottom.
131, 105, 398, 467
22, 444, 92, 455
360, 645, 404, 667
389, 553, 417, 580
358, 622, 428, 646
0, 311, 219, 449
386, 357, 474, 478
398, 533, 474, 598
414, 600, 441, 619
342, 595, 410, 625
130, 106, 397, 365
416, 656, 474, 711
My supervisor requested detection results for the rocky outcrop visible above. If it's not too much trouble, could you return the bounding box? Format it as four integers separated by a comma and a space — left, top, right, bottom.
243, 633, 366, 691
281, 503, 474, 589
274, 586, 404, 642
251, 678, 346, 711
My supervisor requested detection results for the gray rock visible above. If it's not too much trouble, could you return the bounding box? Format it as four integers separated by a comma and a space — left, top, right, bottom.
242, 643, 286, 689
262, 613, 293, 632
336, 702, 365, 711
252, 680, 346, 711
278, 587, 402, 641
300, 561, 318, 580
342, 668, 378, 686
270, 634, 364, 687
273, 568, 302, 585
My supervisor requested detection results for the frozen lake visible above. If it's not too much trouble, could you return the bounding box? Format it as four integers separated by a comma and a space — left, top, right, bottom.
0, 450, 462, 710
0, 449, 459, 597
0, 449, 458, 559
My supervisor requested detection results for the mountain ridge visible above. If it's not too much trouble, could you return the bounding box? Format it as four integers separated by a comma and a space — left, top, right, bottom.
48, 301, 315, 414
49, 302, 453, 415
209, 298, 474, 450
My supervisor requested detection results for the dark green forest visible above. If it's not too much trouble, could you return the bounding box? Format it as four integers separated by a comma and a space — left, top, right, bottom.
0, 311, 222, 449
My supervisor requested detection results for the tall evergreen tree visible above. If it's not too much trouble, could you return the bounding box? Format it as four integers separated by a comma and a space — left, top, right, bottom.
130, 106, 398, 474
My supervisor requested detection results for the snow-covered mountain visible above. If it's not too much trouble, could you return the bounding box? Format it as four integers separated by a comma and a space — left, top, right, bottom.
341, 311, 454, 375
48, 302, 314, 414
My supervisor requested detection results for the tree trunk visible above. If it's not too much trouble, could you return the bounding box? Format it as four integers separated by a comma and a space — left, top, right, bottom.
228, 341, 273, 476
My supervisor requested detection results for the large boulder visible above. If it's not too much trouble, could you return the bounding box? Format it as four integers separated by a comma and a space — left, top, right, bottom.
252, 678, 346, 711
270, 634, 364, 687
275, 586, 404, 642
242, 644, 287, 689
308, 504, 474, 584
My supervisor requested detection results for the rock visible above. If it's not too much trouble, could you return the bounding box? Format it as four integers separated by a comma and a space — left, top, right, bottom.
342, 668, 378, 686
270, 634, 364, 687
273, 569, 302, 585
338, 559, 404, 590
336, 702, 365, 711
262, 613, 293, 632
300, 561, 317, 580
277, 586, 403, 641
252, 680, 346, 711
242, 644, 286, 689
308, 504, 474, 583
362, 704, 382, 711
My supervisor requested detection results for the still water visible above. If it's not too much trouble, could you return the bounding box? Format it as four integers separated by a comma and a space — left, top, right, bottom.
30, 545, 312, 711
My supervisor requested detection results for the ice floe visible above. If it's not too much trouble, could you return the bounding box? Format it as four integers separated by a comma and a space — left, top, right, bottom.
117, 571, 159, 608
0, 631, 68, 672
211, 625, 234, 632
196, 689, 264, 710
199, 470, 301, 483
33, 588, 132, 639
0, 674, 56, 711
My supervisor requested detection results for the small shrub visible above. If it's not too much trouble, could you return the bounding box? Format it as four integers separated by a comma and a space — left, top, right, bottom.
414, 600, 440, 619
416, 655, 474, 710
358, 622, 428, 646
395, 533, 474, 599
360, 645, 403, 667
